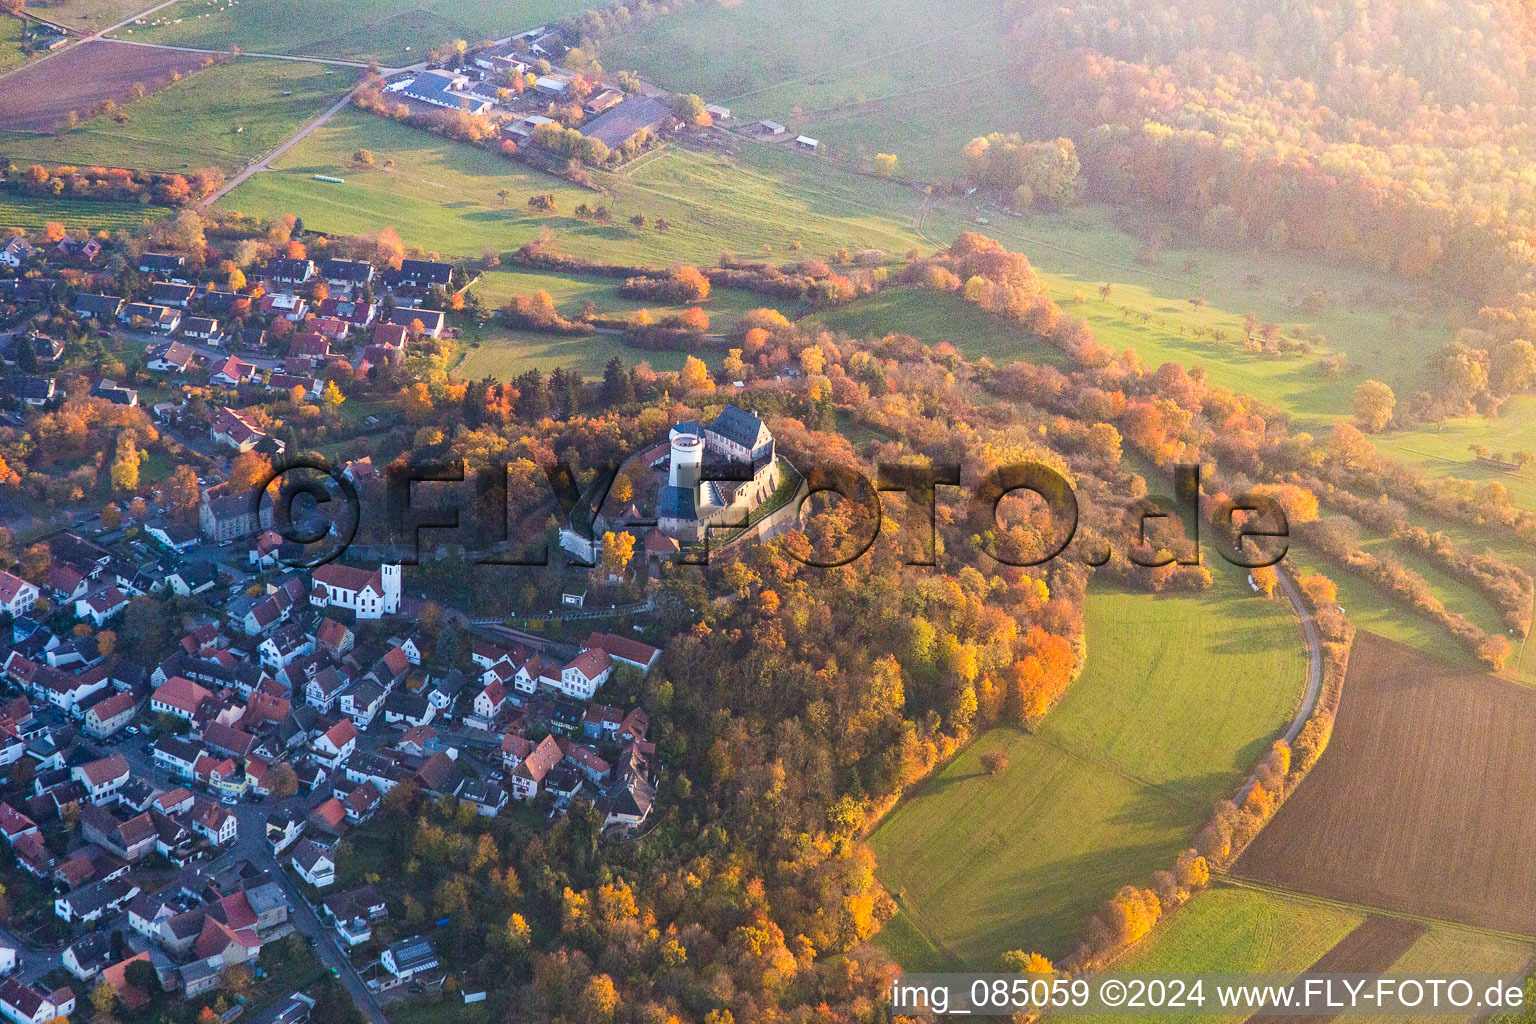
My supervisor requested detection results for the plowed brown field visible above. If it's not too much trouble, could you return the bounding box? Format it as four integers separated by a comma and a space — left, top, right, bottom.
0, 42, 208, 132
1234, 632, 1536, 935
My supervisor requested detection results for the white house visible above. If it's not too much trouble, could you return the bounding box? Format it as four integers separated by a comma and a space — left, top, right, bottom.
291, 839, 335, 888
0, 573, 39, 618
556, 649, 613, 701
72, 755, 130, 804
75, 586, 128, 626
311, 719, 358, 768
382, 936, 439, 981
0, 977, 60, 1024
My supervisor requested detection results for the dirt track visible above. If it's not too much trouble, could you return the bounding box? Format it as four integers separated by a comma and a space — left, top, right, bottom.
1233, 632, 1536, 935
0, 41, 208, 131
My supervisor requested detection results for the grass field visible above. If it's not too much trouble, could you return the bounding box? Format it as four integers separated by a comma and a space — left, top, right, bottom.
0, 15, 32, 75
469, 269, 769, 329
0, 57, 356, 172
1235, 632, 1536, 936
809, 287, 1068, 366
1371, 396, 1536, 508
121, 0, 604, 64
218, 109, 927, 263
454, 321, 722, 379
600, 0, 1046, 179
871, 559, 1305, 967
0, 194, 169, 233
24, 0, 151, 31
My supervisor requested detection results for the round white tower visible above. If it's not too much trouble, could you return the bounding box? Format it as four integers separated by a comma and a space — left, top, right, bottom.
669, 434, 703, 492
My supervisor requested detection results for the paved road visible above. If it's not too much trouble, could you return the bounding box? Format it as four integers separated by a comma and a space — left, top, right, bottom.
200, 86, 365, 208
1236, 565, 1323, 804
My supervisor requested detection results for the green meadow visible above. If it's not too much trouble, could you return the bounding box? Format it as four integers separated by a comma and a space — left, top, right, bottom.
0, 58, 355, 173
600, 0, 1045, 178
218, 110, 927, 264
116, 0, 600, 64
871, 559, 1304, 967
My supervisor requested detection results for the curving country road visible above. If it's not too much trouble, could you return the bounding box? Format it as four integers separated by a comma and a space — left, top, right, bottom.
1236, 565, 1323, 804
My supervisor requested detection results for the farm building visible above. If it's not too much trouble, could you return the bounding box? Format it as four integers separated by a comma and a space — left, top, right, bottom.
795, 136, 819, 152
582, 97, 671, 149
402, 71, 493, 115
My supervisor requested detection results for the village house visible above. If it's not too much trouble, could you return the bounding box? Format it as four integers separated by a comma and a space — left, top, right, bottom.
71, 754, 130, 804
263, 257, 316, 286
0, 238, 33, 270
150, 676, 212, 722
76, 585, 128, 626
149, 281, 195, 308
74, 293, 123, 320
0, 572, 38, 618
145, 340, 198, 373
321, 258, 375, 291
181, 316, 221, 342
381, 936, 439, 982
211, 356, 258, 389
137, 253, 185, 277
506, 734, 561, 799
291, 838, 335, 887
311, 718, 358, 768
201, 485, 271, 543
210, 407, 265, 452
260, 292, 308, 321
120, 302, 181, 333
8, 376, 55, 407
387, 306, 446, 338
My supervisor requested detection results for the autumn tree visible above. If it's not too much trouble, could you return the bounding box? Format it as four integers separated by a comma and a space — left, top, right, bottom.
165, 465, 202, 524
100, 503, 122, 530
1353, 380, 1395, 432
599, 530, 635, 578
89, 980, 117, 1024
267, 762, 299, 798
228, 450, 273, 494
97, 630, 116, 657
873, 153, 899, 176
679, 355, 713, 392
980, 749, 1009, 775
110, 435, 141, 492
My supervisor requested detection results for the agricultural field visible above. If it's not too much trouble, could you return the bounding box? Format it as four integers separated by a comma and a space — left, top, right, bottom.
217, 109, 927, 263
1234, 632, 1536, 936
118, 0, 604, 64
600, 0, 1045, 179
0, 40, 208, 132
871, 559, 1305, 966
0, 194, 168, 233
0, 56, 356, 172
